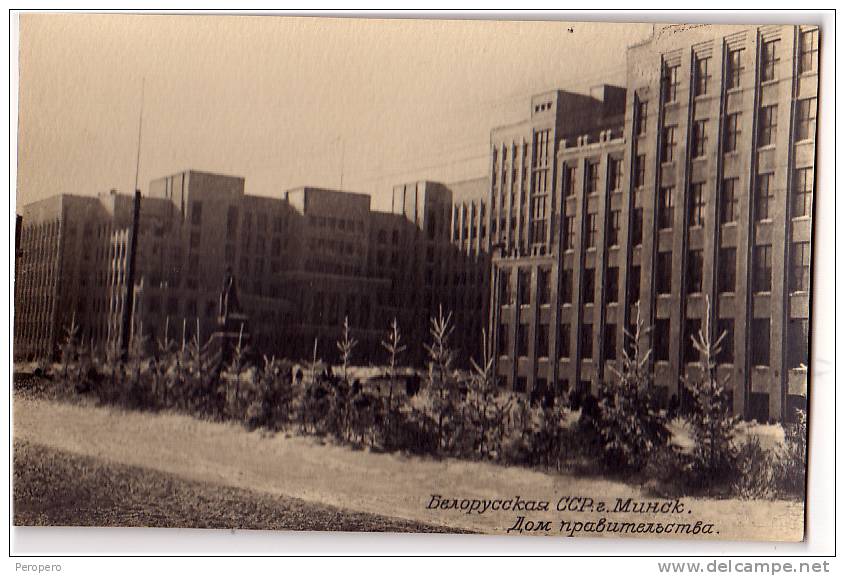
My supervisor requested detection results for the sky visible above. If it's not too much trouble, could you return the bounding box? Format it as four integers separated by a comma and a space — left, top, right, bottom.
16, 14, 653, 211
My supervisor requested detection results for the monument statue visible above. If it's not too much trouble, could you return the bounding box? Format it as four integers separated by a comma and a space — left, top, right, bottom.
218, 267, 241, 324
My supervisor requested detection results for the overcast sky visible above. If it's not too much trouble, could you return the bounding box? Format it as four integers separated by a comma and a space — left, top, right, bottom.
16, 14, 653, 211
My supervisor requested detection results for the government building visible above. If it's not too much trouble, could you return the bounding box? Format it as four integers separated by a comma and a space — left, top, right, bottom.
15, 23, 817, 422
488, 24, 817, 422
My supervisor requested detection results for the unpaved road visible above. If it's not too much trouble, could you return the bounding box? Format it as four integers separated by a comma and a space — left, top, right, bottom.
13, 396, 804, 540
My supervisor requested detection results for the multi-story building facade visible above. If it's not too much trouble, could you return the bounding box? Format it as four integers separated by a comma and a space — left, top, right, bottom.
489, 86, 626, 401
16, 170, 490, 368
15, 24, 817, 423
15, 192, 136, 359
489, 24, 818, 422
371, 178, 489, 366
108, 171, 298, 356
282, 186, 387, 361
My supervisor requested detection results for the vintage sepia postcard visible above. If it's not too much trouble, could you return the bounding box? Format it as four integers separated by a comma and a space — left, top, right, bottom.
12, 13, 819, 543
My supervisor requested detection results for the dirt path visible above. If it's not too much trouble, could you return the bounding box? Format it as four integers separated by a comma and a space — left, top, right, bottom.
13, 396, 804, 540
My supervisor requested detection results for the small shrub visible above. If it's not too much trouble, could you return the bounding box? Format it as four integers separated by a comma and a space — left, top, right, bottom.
643, 443, 693, 498
733, 436, 774, 500
773, 409, 808, 498
245, 357, 293, 431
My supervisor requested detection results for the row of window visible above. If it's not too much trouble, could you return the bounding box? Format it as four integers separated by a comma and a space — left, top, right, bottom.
224, 205, 292, 235
657, 29, 818, 109
501, 313, 808, 372
561, 158, 625, 198
500, 234, 810, 312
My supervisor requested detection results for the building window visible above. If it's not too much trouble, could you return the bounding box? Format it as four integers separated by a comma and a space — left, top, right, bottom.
538, 267, 552, 305
632, 207, 643, 246
721, 177, 739, 224
530, 196, 548, 244
563, 215, 575, 250
628, 265, 641, 307
634, 154, 646, 188
754, 244, 773, 293
586, 161, 600, 194
793, 167, 814, 218
514, 377, 527, 394
692, 120, 708, 158
561, 269, 573, 304
689, 182, 705, 227
661, 125, 677, 163
687, 249, 704, 294
610, 158, 624, 191
608, 209, 621, 247
518, 269, 531, 306
694, 55, 711, 96
636, 100, 648, 136
795, 98, 817, 142
685, 318, 702, 363
717, 319, 735, 364
586, 213, 598, 248
756, 173, 774, 221
654, 319, 670, 361
604, 324, 617, 360
791, 241, 811, 293
534, 129, 552, 166
583, 268, 595, 304
501, 270, 514, 305
658, 186, 674, 229
559, 323, 571, 358
726, 47, 744, 90
788, 319, 809, 369
719, 247, 737, 293
564, 165, 577, 197
606, 266, 619, 303
758, 105, 778, 147
799, 28, 819, 74
724, 112, 741, 153
581, 324, 593, 360
517, 324, 529, 358
751, 319, 771, 367
761, 38, 780, 82
537, 324, 550, 358
498, 323, 509, 356
657, 251, 673, 294
662, 62, 680, 103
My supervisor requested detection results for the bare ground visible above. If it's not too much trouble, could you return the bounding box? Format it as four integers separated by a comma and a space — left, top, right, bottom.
13, 440, 466, 533
12, 395, 805, 540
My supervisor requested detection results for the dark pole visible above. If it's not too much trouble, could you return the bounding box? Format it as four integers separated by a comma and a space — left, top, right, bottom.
120, 190, 141, 359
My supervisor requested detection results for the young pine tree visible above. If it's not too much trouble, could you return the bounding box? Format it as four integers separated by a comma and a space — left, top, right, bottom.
423, 305, 459, 454
380, 317, 406, 444
684, 296, 739, 490
60, 313, 80, 387
336, 315, 358, 384
467, 329, 515, 459
598, 304, 670, 471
